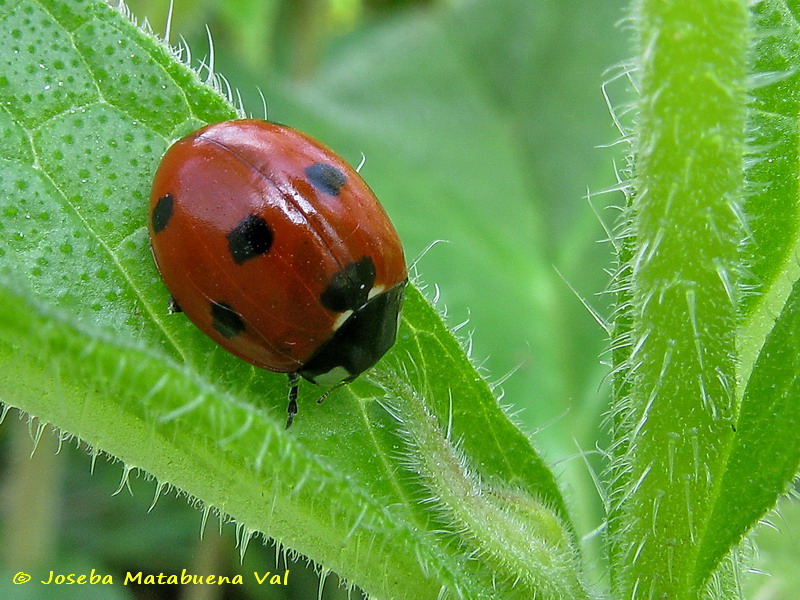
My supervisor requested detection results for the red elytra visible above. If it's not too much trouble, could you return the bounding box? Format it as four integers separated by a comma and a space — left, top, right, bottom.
149, 119, 407, 426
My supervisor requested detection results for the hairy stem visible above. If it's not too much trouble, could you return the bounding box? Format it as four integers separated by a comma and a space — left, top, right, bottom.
609, 1, 748, 598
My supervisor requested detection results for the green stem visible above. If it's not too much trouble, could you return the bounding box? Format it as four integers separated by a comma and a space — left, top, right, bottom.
382, 373, 589, 600
610, 1, 748, 598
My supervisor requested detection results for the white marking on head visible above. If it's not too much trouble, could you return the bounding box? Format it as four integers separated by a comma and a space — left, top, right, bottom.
332, 309, 353, 332
368, 284, 385, 300
312, 366, 352, 387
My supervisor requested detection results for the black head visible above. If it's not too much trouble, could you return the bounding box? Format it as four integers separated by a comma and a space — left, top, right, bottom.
298, 280, 406, 386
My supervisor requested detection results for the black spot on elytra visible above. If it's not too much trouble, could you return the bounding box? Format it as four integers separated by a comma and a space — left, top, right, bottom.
211, 301, 245, 338
227, 214, 273, 264
320, 257, 376, 312
305, 163, 347, 196
151, 194, 174, 233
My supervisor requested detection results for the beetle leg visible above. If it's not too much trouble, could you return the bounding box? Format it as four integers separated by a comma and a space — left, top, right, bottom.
317, 380, 347, 404
286, 372, 300, 429
167, 296, 183, 314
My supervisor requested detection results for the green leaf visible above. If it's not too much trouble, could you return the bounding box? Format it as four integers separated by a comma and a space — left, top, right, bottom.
0, 1, 588, 598
698, 276, 800, 587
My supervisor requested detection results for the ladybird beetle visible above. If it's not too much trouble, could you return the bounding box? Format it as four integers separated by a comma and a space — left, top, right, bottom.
148, 119, 407, 427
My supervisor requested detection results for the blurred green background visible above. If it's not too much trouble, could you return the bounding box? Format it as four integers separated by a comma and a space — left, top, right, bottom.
1, 0, 794, 599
